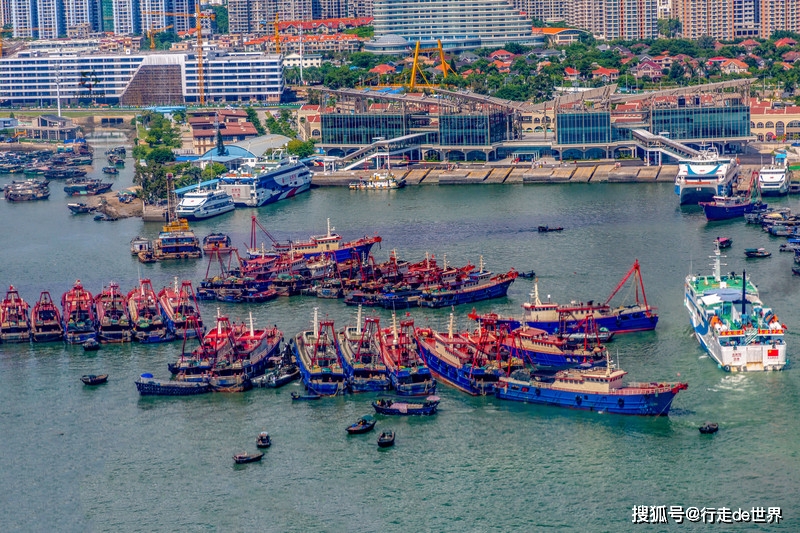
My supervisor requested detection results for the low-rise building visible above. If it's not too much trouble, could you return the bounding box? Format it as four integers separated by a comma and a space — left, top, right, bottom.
751, 101, 800, 141
16, 115, 80, 141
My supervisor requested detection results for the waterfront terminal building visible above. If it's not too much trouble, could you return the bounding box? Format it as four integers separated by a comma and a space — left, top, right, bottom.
0, 50, 284, 106
312, 80, 753, 165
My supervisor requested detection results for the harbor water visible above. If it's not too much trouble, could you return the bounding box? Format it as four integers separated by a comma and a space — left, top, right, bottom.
1, 149, 798, 531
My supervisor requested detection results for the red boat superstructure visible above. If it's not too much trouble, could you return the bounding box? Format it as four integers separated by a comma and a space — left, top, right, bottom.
95, 281, 132, 343
379, 312, 436, 396
31, 291, 63, 342
61, 280, 96, 344
128, 278, 172, 343
158, 279, 204, 339
0, 285, 31, 342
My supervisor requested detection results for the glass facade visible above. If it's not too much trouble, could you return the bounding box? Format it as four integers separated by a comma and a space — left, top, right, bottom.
439, 113, 507, 146
321, 114, 407, 145
556, 112, 611, 145
650, 106, 750, 140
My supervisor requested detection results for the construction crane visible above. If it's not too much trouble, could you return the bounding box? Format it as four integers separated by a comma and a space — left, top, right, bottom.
409, 40, 455, 91
148, 24, 174, 50
142, 5, 215, 105
274, 14, 281, 54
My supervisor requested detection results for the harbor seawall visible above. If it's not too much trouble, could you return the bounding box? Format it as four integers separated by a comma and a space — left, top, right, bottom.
312, 165, 681, 187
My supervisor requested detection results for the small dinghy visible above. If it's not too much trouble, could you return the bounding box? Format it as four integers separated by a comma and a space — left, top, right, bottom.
699, 422, 719, 434
82, 338, 100, 351
81, 374, 108, 385
346, 415, 376, 435
233, 452, 264, 464
377, 430, 395, 448
256, 432, 272, 448
291, 391, 322, 401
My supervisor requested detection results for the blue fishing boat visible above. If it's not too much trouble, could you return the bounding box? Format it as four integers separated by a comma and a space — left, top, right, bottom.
379, 312, 436, 396
270, 218, 382, 263
519, 261, 658, 335
372, 395, 440, 416
291, 308, 348, 396
134, 373, 211, 396
700, 170, 766, 221
418, 260, 518, 308
500, 322, 608, 369
338, 308, 391, 392
494, 353, 688, 416
415, 313, 509, 396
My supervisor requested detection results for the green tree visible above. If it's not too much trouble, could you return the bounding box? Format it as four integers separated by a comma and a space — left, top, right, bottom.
657, 18, 682, 38
202, 162, 228, 180
216, 129, 226, 156
697, 35, 716, 51
147, 146, 176, 165
210, 5, 228, 34
286, 139, 316, 158
344, 26, 374, 38
244, 107, 266, 135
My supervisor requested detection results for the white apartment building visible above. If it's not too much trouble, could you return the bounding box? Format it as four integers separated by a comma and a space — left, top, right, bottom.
371, 0, 538, 50
0, 50, 284, 105
64, 0, 92, 38
567, 0, 658, 41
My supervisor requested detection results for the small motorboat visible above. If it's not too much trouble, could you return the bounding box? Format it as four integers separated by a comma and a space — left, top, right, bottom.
291, 391, 322, 401
372, 395, 440, 416
538, 225, 564, 233
699, 422, 719, 434
67, 202, 95, 214
377, 430, 395, 448
256, 432, 272, 448
233, 452, 264, 464
744, 247, 771, 258
715, 237, 732, 249
82, 338, 100, 351
517, 270, 536, 279
346, 415, 376, 435
81, 374, 108, 385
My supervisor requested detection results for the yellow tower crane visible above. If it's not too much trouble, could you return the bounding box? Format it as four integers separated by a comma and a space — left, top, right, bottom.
148, 24, 174, 50
141, 6, 215, 105
409, 40, 455, 91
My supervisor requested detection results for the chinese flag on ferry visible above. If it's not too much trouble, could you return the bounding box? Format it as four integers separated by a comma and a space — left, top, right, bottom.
768, 349, 779, 358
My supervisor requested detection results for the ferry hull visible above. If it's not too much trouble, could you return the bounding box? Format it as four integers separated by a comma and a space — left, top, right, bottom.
495, 382, 680, 416
678, 182, 729, 205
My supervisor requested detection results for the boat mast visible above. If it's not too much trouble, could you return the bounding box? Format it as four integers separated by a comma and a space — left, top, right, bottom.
249, 311, 255, 337
356, 305, 362, 335
448, 312, 454, 340
391, 311, 398, 345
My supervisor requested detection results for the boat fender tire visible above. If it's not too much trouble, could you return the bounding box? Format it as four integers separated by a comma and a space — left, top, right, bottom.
535, 388, 540, 396
740, 366, 747, 372
723, 365, 731, 372
575, 396, 582, 405
618, 398, 624, 408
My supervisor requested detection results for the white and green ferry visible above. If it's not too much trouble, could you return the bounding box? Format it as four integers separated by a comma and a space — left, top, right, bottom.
685, 245, 786, 372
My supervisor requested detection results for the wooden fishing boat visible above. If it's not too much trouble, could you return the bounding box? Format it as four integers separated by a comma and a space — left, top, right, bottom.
291, 391, 322, 400
371, 395, 440, 416
715, 236, 732, 249
202, 233, 235, 255
31, 291, 64, 342
233, 452, 263, 464
538, 225, 563, 232
81, 374, 108, 385
0, 285, 31, 343
377, 430, 396, 447
67, 202, 96, 214
744, 247, 771, 258
61, 280, 96, 344
346, 415, 376, 434
168, 312, 235, 376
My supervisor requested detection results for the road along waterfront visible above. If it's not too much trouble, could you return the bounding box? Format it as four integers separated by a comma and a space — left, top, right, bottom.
0, 151, 798, 531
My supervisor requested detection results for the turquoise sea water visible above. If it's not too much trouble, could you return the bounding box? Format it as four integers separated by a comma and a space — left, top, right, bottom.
0, 147, 798, 531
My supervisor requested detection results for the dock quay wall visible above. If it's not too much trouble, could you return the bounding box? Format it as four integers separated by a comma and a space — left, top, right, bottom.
312, 165, 680, 187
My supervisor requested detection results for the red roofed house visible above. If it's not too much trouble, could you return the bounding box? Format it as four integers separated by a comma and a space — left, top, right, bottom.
720, 58, 749, 75
783, 51, 800, 62
488, 49, 515, 61
775, 37, 798, 48
592, 67, 620, 82
369, 64, 396, 75
189, 111, 259, 154
564, 67, 580, 81
633, 60, 663, 80
740, 39, 759, 50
